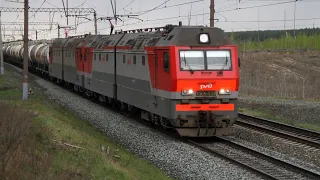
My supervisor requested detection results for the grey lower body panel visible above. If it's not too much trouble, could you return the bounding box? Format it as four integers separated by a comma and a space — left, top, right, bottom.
117, 86, 173, 119
49, 63, 63, 80
85, 77, 114, 98
64, 65, 83, 87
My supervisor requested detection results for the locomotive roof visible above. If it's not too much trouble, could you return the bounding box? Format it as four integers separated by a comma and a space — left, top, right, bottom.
156, 26, 234, 46
49, 26, 233, 50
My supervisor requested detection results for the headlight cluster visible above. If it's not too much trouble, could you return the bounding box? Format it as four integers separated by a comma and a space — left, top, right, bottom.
219, 89, 231, 95
181, 89, 194, 96
199, 33, 210, 44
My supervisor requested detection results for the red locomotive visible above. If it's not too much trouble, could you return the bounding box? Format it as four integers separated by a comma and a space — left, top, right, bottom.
4, 23, 240, 137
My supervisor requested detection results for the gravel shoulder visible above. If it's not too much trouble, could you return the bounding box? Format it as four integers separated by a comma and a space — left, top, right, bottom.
238, 96, 320, 132
4, 63, 261, 180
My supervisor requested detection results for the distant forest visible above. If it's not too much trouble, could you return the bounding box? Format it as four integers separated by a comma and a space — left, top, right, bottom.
226, 28, 320, 42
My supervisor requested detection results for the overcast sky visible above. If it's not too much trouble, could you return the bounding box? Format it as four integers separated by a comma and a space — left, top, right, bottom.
0, 0, 319, 41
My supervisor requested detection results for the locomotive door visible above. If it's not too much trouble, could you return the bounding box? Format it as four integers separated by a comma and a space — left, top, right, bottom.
154, 48, 171, 91
61, 48, 64, 80
76, 48, 85, 87
154, 52, 159, 90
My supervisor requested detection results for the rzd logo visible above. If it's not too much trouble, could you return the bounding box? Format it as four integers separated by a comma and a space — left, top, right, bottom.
200, 83, 213, 89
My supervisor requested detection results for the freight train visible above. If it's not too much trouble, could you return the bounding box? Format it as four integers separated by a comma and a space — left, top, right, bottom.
3, 24, 240, 137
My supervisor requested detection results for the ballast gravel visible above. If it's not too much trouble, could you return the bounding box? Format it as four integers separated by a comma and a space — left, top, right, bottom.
203, 143, 308, 180
228, 125, 320, 174
34, 78, 262, 180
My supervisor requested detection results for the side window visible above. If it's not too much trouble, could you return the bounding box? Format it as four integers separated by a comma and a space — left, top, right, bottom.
133, 55, 136, 64
84, 52, 87, 62
94, 53, 96, 61
123, 55, 126, 63
99, 54, 101, 61
142, 56, 145, 65
163, 52, 169, 72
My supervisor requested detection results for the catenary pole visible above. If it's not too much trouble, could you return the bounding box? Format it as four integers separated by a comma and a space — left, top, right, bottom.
0, 11, 4, 75
210, 0, 214, 27
23, 0, 29, 100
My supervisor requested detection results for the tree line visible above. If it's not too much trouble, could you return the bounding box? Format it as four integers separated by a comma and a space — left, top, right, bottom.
227, 28, 320, 42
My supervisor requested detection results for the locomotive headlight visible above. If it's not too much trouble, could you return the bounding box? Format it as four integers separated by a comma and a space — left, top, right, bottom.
182, 89, 194, 96
219, 89, 231, 95
199, 33, 210, 44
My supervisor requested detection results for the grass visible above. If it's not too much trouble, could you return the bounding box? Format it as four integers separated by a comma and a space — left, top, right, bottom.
239, 107, 320, 132
239, 34, 320, 50
238, 33, 320, 51
0, 71, 171, 180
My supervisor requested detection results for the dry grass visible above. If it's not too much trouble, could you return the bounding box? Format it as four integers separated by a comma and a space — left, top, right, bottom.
0, 102, 52, 180
0, 68, 172, 180
239, 50, 320, 100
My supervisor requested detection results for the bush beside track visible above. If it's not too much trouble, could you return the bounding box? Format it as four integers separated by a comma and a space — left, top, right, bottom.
0, 64, 171, 180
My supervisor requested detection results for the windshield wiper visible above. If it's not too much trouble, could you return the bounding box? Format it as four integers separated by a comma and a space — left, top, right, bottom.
183, 54, 194, 74
218, 55, 228, 76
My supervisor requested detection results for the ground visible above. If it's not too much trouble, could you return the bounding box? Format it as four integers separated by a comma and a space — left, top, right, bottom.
239, 50, 320, 100
0, 65, 171, 180
238, 50, 320, 132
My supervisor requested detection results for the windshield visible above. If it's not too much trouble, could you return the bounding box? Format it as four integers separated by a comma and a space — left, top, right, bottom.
207, 50, 231, 70
179, 50, 232, 71
180, 51, 205, 70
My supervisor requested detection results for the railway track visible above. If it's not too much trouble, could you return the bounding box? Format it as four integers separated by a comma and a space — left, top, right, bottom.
237, 113, 320, 149
188, 137, 320, 180
4, 62, 320, 179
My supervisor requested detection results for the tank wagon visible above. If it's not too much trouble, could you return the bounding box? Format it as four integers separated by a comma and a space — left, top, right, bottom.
4, 24, 240, 137
3, 40, 51, 72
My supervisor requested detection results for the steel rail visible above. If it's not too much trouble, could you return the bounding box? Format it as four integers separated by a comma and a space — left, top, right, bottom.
189, 137, 320, 180
237, 113, 320, 149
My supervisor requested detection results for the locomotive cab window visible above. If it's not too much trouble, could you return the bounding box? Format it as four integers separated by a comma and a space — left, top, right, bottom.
99, 54, 101, 61
206, 50, 231, 70
180, 50, 232, 71
163, 52, 169, 72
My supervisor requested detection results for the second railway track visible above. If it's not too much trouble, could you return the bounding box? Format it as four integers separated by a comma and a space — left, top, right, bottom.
188, 137, 320, 180
237, 113, 320, 149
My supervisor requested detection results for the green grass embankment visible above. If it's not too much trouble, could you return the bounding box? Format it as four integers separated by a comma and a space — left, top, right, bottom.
238, 33, 320, 51
0, 70, 171, 180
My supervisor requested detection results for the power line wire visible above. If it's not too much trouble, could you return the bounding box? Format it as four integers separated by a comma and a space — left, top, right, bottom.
217, 17, 320, 23
139, 0, 171, 15
74, 0, 87, 8
216, 12, 253, 30
119, 0, 136, 11
30, 0, 48, 19
131, 0, 203, 15
218, 0, 296, 13
46, 0, 59, 8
